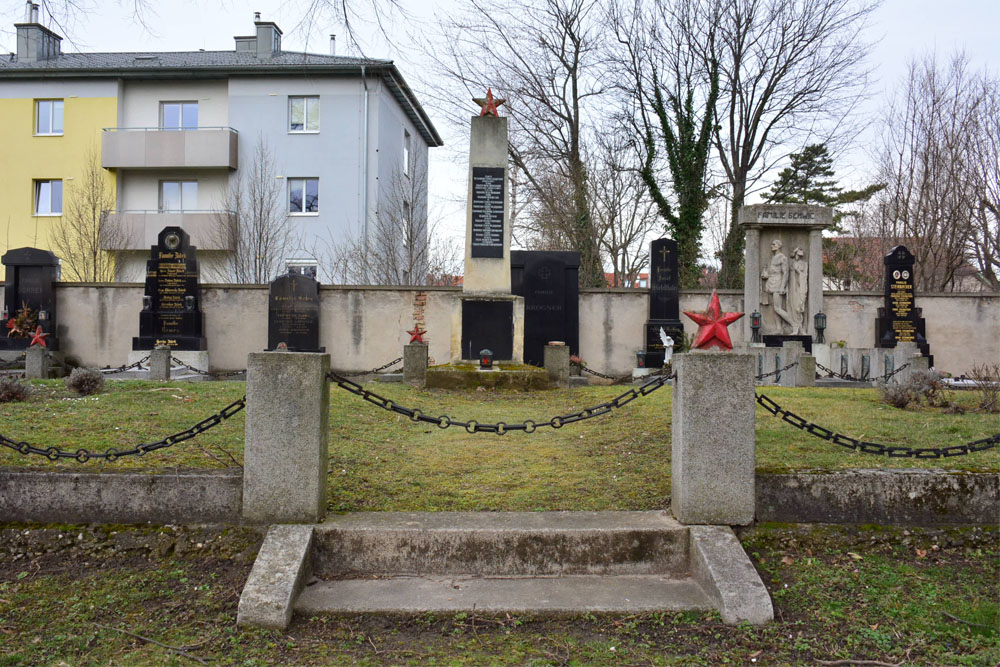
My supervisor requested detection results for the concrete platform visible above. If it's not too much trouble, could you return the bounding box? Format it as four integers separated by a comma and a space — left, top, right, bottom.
238, 511, 773, 629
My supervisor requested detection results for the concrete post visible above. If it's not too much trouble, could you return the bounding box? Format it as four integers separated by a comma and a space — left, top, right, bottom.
778, 341, 803, 387
794, 356, 816, 387
25, 345, 49, 379
893, 342, 920, 384
543, 343, 570, 388
244, 351, 330, 524
148, 348, 171, 381
403, 343, 428, 386
672, 352, 756, 526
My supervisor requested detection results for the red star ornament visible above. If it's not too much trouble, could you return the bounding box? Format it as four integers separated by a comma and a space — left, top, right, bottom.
683, 290, 744, 351
407, 326, 427, 344
473, 88, 505, 117
29, 325, 49, 348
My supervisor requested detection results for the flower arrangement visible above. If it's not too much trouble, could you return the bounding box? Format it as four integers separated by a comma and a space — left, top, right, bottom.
569, 354, 586, 367
5, 302, 38, 339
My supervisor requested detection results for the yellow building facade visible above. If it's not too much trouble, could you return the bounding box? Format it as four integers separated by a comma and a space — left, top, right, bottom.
0, 88, 117, 280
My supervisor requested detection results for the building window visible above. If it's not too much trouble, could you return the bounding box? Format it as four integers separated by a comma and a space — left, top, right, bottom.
289, 178, 319, 213
34, 180, 62, 215
160, 181, 198, 211
286, 260, 318, 278
35, 100, 64, 135
160, 102, 198, 130
403, 130, 411, 176
289, 96, 319, 132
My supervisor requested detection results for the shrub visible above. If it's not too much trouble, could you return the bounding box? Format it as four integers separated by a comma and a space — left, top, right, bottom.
969, 362, 1000, 413
879, 368, 954, 410
0, 376, 30, 403
64, 367, 105, 396
878, 380, 914, 409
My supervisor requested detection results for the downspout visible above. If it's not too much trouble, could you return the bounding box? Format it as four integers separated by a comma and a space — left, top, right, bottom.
361, 65, 370, 252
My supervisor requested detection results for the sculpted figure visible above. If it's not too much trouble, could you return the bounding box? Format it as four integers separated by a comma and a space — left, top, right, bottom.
760, 239, 794, 333
789, 246, 808, 334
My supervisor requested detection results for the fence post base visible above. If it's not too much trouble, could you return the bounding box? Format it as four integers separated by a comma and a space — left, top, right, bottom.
148, 348, 171, 381
25, 346, 49, 379
403, 343, 428, 386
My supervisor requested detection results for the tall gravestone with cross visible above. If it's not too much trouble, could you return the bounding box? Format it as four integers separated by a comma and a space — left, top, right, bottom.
875, 245, 931, 366
451, 88, 525, 364
267, 272, 323, 352
641, 238, 683, 367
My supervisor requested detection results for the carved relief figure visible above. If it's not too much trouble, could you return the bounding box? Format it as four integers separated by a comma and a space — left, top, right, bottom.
760, 239, 795, 333
789, 246, 808, 334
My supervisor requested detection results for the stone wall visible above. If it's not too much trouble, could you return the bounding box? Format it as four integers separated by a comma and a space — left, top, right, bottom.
5, 284, 995, 376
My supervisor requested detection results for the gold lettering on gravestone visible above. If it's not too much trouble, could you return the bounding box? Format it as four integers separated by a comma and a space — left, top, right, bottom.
273, 295, 314, 336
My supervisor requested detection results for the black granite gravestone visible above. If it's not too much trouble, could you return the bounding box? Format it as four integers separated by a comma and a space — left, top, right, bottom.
470, 166, 505, 259
511, 250, 580, 366
642, 238, 683, 367
267, 273, 324, 352
875, 245, 931, 362
461, 300, 514, 361
1, 247, 60, 351
132, 227, 207, 351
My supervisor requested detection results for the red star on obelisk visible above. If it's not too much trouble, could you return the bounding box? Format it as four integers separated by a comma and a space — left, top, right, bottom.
473, 88, 505, 117
29, 325, 49, 348
407, 326, 427, 344
683, 290, 744, 351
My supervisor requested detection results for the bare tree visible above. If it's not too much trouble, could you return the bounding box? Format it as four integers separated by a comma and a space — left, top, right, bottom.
969, 76, 1000, 289
870, 53, 990, 292
423, 0, 608, 287
211, 137, 295, 284
49, 143, 131, 282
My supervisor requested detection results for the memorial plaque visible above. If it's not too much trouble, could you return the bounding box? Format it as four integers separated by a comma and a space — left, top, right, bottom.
511, 251, 580, 366
461, 300, 513, 361
267, 273, 324, 352
875, 245, 931, 363
643, 238, 683, 366
132, 227, 207, 351
1, 247, 60, 351
470, 166, 505, 258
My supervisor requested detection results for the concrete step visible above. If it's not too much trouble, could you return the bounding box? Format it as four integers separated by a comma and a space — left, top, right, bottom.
295, 574, 712, 614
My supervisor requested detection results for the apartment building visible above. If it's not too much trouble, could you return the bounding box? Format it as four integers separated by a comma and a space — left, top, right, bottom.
0, 7, 442, 282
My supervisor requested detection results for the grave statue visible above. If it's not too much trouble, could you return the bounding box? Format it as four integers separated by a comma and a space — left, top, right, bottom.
760, 239, 793, 334
789, 246, 809, 335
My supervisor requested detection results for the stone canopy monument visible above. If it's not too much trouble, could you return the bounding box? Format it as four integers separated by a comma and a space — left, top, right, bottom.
451, 88, 525, 363
741, 204, 831, 348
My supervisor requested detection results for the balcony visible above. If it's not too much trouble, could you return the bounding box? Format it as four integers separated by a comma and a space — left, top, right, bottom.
101, 210, 236, 251
102, 127, 239, 170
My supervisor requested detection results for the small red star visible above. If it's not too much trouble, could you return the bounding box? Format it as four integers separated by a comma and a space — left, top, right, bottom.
683, 290, 744, 350
407, 326, 427, 344
29, 325, 49, 348
473, 88, 505, 117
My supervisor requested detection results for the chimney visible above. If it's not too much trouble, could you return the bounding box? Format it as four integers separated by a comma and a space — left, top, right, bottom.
329, 34, 336, 55
254, 15, 282, 59
15, 2, 62, 63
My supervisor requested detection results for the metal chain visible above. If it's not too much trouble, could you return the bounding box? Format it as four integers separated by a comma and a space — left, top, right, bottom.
756, 361, 799, 382
756, 392, 999, 458
337, 357, 404, 377
0, 396, 246, 462
880, 362, 911, 382
0, 352, 26, 370
816, 361, 910, 383
580, 366, 622, 381
99, 355, 150, 375
326, 369, 671, 435
170, 357, 246, 378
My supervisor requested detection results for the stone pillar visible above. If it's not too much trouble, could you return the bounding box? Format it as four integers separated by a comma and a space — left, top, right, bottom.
403, 343, 428, 386
148, 348, 171, 381
893, 342, 920, 384
25, 346, 49, 379
244, 351, 330, 524
779, 341, 803, 387
672, 352, 756, 525
543, 343, 570, 387
743, 226, 761, 343
807, 228, 824, 338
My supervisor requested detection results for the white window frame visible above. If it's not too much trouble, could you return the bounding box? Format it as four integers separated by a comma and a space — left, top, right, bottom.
160, 101, 198, 130
159, 180, 199, 211
34, 179, 62, 215
288, 96, 320, 133
35, 99, 64, 136
288, 177, 319, 215
403, 129, 411, 177
286, 259, 318, 279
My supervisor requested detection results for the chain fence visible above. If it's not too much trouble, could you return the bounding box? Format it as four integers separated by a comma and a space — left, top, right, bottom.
337, 357, 403, 377
815, 361, 910, 384
756, 361, 799, 382
0, 352, 26, 370
326, 368, 671, 434
0, 396, 246, 462
756, 392, 998, 458
170, 357, 246, 378
99, 356, 150, 375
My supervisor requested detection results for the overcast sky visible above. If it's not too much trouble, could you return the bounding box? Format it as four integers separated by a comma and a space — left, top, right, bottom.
2, 0, 997, 248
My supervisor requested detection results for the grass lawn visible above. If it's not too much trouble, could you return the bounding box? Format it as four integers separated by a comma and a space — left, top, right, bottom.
0, 523, 996, 665
0, 379, 996, 511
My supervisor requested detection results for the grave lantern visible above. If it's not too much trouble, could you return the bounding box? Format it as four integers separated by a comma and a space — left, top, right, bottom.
635, 351, 646, 368
814, 312, 827, 344
479, 349, 493, 370
750, 311, 762, 344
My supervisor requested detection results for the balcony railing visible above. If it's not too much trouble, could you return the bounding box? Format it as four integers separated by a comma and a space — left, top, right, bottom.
102, 127, 239, 169
101, 209, 236, 251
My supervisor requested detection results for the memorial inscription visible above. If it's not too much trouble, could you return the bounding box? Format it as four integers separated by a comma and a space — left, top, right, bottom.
132, 227, 206, 351
875, 245, 931, 363
267, 273, 323, 352
470, 166, 505, 258
643, 238, 683, 366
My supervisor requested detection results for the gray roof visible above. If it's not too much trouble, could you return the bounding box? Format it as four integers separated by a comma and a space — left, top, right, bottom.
0, 50, 443, 146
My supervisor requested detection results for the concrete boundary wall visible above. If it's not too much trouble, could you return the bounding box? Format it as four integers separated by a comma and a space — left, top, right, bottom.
1, 468, 994, 527
1, 284, 993, 376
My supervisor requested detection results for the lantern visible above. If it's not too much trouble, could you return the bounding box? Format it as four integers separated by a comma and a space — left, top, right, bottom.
750, 311, 762, 344
479, 349, 493, 370
814, 312, 827, 344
